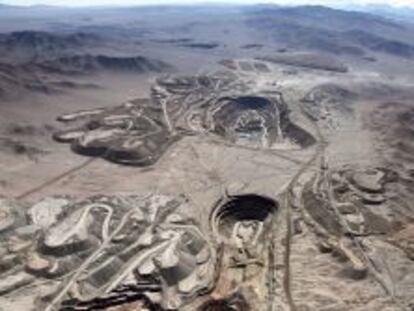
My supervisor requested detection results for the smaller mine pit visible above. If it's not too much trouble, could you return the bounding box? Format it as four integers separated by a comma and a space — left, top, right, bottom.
198, 292, 250, 311
210, 194, 277, 245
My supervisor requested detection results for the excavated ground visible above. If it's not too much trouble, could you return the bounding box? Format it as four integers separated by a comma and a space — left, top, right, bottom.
1, 59, 414, 311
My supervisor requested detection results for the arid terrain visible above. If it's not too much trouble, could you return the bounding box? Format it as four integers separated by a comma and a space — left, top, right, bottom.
0, 4, 414, 311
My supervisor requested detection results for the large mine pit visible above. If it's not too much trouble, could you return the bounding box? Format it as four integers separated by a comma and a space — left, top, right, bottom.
211, 95, 315, 149
212, 96, 282, 148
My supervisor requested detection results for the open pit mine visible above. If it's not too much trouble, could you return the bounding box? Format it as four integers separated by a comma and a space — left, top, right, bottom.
1, 58, 414, 311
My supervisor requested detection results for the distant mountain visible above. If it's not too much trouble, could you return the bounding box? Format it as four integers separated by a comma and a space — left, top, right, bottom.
0, 4, 20, 9
0, 62, 56, 100
246, 5, 414, 59
0, 31, 101, 62
0, 53, 172, 100
0, 31, 100, 48
36, 54, 172, 75
344, 4, 414, 22
246, 5, 402, 30
0, 62, 99, 101
343, 30, 414, 58
0, 28, 173, 100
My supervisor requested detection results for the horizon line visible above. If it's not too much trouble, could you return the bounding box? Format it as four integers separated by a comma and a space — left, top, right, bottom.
0, 1, 413, 9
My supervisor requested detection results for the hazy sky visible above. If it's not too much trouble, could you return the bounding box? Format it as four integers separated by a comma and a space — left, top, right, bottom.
1, 0, 414, 8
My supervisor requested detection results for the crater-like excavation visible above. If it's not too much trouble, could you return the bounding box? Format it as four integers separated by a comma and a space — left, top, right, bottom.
208, 195, 277, 310
210, 95, 315, 149
198, 292, 251, 311
210, 194, 277, 245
